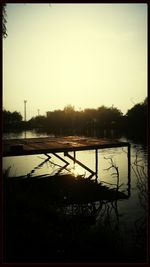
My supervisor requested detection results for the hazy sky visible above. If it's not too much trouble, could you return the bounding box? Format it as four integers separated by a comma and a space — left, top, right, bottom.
3, 3, 147, 120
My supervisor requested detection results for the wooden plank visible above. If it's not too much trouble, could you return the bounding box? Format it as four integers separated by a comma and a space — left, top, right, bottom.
3, 136, 129, 157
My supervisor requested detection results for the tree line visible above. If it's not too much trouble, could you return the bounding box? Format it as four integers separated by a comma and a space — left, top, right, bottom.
3, 98, 147, 141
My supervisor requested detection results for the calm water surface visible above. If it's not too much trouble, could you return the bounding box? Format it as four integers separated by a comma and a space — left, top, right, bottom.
3, 130, 148, 261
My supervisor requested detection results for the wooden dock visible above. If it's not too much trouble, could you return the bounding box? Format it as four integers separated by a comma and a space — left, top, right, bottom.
3, 136, 131, 193
3, 136, 130, 157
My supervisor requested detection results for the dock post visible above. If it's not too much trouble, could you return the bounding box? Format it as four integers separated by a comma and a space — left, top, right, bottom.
127, 144, 131, 197
95, 149, 98, 183
73, 151, 76, 165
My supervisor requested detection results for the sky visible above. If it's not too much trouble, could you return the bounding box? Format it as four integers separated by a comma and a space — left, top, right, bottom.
3, 3, 147, 120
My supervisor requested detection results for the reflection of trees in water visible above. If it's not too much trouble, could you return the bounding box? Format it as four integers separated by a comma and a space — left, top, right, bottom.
24, 154, 123, 232
60, 155, 122, 233
61, 199, 120, 226
5, 156, 140, 263
4, 144, 148, 262
132, 152, 148, 255
96, 200, 120, 230
133, 152, 147, 212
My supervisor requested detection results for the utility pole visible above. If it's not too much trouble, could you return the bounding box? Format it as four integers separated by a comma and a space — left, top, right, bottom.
24, 100, 27, 121
38, 109, 40, 116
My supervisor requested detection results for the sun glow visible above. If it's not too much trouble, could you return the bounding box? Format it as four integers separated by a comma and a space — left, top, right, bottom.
70, 164, 85, 178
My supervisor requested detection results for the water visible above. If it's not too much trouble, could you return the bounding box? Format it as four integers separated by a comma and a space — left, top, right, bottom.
3, 130, 148, 262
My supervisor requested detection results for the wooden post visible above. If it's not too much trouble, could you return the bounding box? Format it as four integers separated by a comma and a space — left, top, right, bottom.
127, 144, 131, 197
95, 149, 98, 183
73, 151, 76, 165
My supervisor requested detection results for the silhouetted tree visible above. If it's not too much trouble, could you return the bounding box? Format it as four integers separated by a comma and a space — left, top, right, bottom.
43, 105, 123, 136
2, 4, 7, 38
97, 106, 122, 124
3, 110, 22, 123
143, 97, 147, 106
125, 99, 147, 141
28, 115, 46, 128
4, 100, 147, 141
126, 103, 147, 123
3, 110, 23, 130
64, 105, 75, 113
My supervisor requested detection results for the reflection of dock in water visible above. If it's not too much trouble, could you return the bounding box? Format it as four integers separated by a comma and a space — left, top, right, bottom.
3, 136, 131, 196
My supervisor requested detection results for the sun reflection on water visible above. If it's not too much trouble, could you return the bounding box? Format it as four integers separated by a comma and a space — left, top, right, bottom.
70, 164, 85, 178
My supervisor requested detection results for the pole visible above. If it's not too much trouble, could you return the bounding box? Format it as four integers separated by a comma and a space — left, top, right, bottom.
95, 149, 98, 183
24, 100, 27, 122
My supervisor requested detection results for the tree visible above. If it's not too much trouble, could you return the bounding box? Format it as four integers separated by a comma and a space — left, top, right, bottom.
3, 110, 22, 129
126, 103, 147, 121
63, 105, 75, 113
143, 97, 148, 106
2, 3, 7, 38
97, 106, 122, 125
28, 115, 46, 128
125, 100, 147, 140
